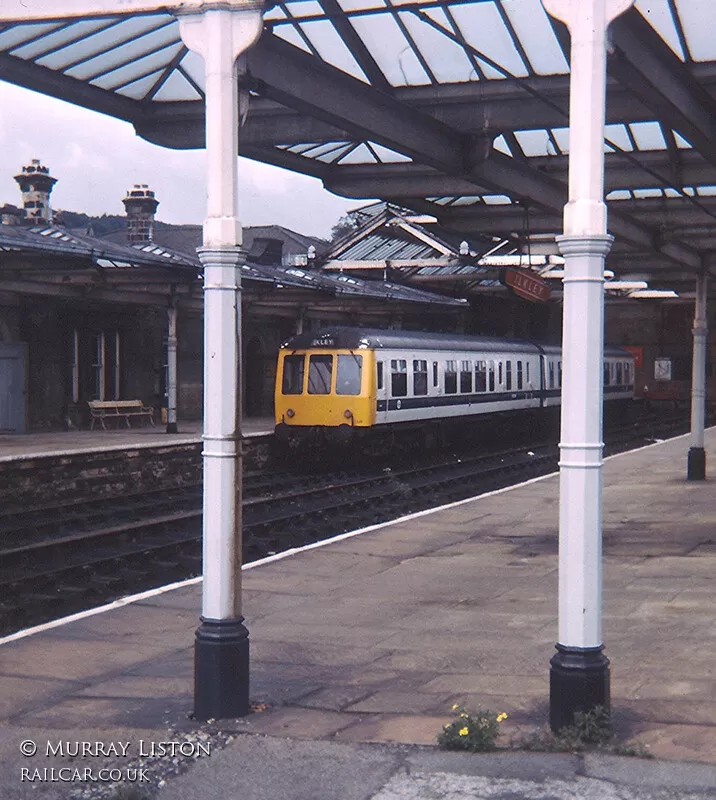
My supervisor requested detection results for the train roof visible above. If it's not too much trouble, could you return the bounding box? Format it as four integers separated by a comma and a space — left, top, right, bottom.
281, 328, 635, 360
281, 327, 544, 354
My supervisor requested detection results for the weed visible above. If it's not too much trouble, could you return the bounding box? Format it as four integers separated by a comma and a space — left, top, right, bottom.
437, 705, 507, 752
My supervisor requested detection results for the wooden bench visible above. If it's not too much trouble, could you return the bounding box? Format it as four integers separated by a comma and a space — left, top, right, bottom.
88, 400, 155, 430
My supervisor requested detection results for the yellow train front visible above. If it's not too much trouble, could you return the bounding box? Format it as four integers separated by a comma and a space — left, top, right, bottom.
274, 330, 377, 449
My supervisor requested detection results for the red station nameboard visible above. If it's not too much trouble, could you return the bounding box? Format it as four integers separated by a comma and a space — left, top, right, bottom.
503, 269, 551, 303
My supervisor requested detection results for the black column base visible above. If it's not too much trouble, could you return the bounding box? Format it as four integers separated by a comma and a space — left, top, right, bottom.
194, 617, 250, 720
687, 447, 706, 480
166, 422, 179, 434
549, 644, 610, 732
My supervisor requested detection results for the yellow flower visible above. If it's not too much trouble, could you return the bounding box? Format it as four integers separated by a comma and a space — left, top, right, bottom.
458, 727, 469, 737
460, 712, 469, 718
451, 704, 460, 711
496, 713, 508, 723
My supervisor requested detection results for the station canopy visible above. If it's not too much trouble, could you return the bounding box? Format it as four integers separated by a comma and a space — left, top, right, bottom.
2, 0, 716, 297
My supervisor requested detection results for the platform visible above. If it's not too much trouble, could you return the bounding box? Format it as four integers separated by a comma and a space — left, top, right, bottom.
0, 417, 274, 462
1, 429, 716, 798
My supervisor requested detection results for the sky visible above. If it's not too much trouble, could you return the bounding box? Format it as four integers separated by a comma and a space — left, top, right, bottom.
0, 81, 363, 241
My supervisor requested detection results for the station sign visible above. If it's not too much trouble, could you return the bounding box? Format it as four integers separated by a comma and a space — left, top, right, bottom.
502, 269, 551, 303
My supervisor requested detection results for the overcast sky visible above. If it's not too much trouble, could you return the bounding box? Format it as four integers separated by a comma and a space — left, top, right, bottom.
0, 81, 364, 241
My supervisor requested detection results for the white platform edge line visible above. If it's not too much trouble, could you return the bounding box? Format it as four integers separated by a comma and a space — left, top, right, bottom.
0, 429, 695, 646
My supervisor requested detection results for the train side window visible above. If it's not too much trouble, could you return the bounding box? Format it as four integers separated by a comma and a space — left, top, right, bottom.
505, 361, 512, 390
282, 354, 305, 394
549, 362, 555, 389
558, 361, 562, 387
445, 360, 457, 394
603, 362, 611, 386
498, 362, 503, 387
377, 361, 384, 390
433, 362, 439, 387
337, 354, 362, 395
391, 359, 408, 397
488, 360, 495, 391
517, 361, 523, 390
308, 354, 333, 394
526, 361, 531, 385
460, 360, 472, 393
625, 362, 631, 384
413, 359, 428, 395
475, 360, 486, 391
616, 362, 623, 384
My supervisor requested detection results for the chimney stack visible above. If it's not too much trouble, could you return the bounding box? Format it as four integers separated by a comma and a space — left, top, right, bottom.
122, 184, 159, 243
14, 159, 57, 224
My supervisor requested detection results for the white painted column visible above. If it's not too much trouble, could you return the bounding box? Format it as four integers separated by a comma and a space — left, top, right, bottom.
166, 301, 178, 433
541, 0, 634, 732
688, 271, 708, 479
178, 1, 263, 720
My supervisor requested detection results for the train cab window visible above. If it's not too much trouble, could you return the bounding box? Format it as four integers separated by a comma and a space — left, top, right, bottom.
391, 359, 408, 397
337, 354, 362, 395
308, 354, 333, 394
413, 360, 428, 395
603, 363, 611, 386
549, 362, 555, 389
558, 361, 562, 388
516, 361, 523, 390
377, 361, 384, 390
433, 362, 439, 387
282, 354, 305, 394
475, 361, 487, 391
616, 362, 623, 384
488, 360, 495, 391
445, 360, 457, 394
505, 361, 512, 390
460, 360, 472, 393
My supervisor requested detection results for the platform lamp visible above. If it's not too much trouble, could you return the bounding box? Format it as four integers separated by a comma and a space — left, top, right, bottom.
540, 0, 635, 732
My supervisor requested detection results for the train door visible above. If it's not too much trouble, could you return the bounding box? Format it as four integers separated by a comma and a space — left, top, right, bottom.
375, 357, 388, 423
0, 343, 27, 433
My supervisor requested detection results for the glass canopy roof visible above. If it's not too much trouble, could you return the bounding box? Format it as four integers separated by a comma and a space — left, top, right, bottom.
1, 0, 716, 289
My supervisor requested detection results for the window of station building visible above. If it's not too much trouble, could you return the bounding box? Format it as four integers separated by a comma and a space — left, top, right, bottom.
282, 354, 305, 394
516, 361, 523, 390
377, 361, 384, 390
460, 360, 472, 393
308, 354, 333, 394
488, 360, 495, 391
603, 362, 611, 386
475, 360, 487, 391
337, 354, 362, 395
445, 360, 457, 394
549, 362, 555, 389
73, 328, 121, 403
433, 361, 439, 387
505, 361, 512, 391
391, 359, 408, 397
413, 359, 428, 395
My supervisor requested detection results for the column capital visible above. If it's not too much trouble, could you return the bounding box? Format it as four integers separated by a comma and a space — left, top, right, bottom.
177, 3, 264, 61
556, 233, 614, 258
197, 245, 246, 266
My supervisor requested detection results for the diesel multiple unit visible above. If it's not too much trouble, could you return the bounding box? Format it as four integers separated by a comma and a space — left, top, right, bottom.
274, 328, 634, 448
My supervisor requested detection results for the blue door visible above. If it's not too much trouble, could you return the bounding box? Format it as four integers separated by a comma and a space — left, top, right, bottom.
0, 343, 27, 433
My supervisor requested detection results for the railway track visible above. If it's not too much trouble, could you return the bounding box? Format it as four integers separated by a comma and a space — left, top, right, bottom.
0, 409, 690, 637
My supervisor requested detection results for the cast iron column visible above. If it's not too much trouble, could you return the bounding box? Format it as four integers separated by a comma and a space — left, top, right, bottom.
688, 271, 708, 480
166, 301, 179, 434
178, 2, 263, 720
541, 0, 634, 732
